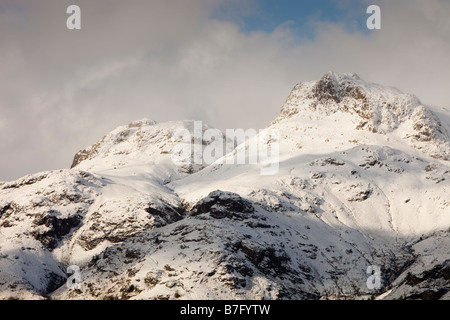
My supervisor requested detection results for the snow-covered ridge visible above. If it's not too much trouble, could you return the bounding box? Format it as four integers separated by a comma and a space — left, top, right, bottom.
70, 118, 230, 184
71, 118, 158, 169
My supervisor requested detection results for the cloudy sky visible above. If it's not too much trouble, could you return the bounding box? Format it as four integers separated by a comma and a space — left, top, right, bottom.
1, 0, 449, 181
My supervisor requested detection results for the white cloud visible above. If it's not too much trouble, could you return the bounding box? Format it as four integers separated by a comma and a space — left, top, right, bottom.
1, 0, 449, 181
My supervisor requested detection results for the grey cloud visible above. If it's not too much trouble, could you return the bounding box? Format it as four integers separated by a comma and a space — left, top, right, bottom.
1, 0, 449, 181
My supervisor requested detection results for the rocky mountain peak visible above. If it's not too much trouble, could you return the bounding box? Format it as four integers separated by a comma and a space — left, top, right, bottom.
70, 118, 220, 177
311, 71, 362, 104
273, 71, 450, 160
71, 118, 159, 169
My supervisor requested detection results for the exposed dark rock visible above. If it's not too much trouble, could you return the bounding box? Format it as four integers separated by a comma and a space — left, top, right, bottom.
46, 272, 66, 294
278, 287, 320, 300
312, 73, 342, 104
322, 158, 345, 166
125, 249, 142, 260
144, 273, 160, 287
221, 275, 247, 289
311, 172, 323, 180
223, 257, 254, 278
347, 189, 372, 202
405, 260, 450, 286
310, 158, 345, 167
239, 242, 291, 275
145, 204, 184, 224
1, 173, 49, 190
360, 157, 383, 168
405, 288, 449, 300
246, 221, 272, 229
0, 203, 12, 219
32, 214, 83, 250
164, 264, 176, 272
71, 141, 101, 168
190, 190, 254, 220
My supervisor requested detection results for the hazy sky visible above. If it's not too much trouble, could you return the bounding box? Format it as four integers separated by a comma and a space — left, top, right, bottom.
1, 0, 449, 181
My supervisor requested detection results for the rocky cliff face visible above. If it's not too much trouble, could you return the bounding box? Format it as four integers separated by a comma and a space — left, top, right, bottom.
1, 72, 449, 300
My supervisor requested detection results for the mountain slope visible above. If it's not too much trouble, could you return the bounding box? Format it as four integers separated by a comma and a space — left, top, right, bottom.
1, 72, 449, 300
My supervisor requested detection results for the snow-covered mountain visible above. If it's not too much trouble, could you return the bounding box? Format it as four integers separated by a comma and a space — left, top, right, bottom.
1, 72, 449, 300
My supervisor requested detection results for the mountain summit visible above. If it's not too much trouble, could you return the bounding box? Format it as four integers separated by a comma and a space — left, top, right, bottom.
274, 71, 450, 160
1, 73, 449, 300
